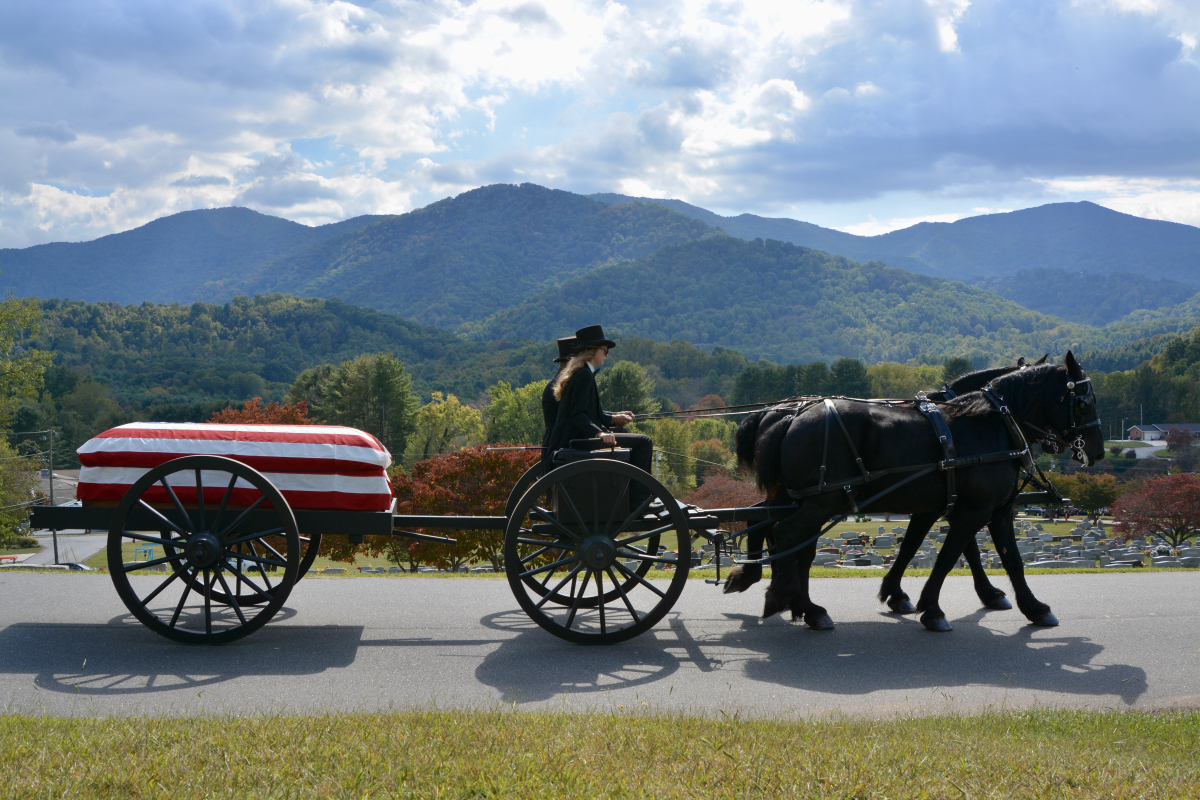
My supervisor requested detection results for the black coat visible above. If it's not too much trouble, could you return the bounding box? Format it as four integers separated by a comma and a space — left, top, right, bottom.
541, 374, 560, 448
544, 365, 612, 458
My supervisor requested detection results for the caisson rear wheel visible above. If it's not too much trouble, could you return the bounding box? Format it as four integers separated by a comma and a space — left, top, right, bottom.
107, 455, 299, 644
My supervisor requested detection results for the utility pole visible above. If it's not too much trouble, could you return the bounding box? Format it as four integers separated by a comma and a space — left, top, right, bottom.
48, 431, 58, 565
1140, 404, 1144, 427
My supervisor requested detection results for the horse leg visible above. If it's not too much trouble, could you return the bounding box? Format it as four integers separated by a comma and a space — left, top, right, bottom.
878, 511, 938, 614
724, 493, 791, 595
787, 535, 834, 629
724, 523, 767, 594
968, 526, 1011, 610
990, 506, 1057, 626
915, 509, 992, 632
762, 508, 827, 622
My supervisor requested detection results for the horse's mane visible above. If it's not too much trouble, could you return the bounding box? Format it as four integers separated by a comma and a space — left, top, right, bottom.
953, 363, 1062, 417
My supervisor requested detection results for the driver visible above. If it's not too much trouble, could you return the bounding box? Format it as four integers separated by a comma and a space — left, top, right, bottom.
544, 325, 654, 477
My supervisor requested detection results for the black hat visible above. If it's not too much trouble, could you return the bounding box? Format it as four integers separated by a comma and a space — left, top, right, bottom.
573, 324, 616, 352
553, 336, 577, 363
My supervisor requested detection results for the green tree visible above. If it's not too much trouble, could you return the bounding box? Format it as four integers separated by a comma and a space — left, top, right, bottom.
687, 417, 736, 450
689, 438, 733, 485
798, 362, 831, 395
942, 357, 974, 384
597, 361, 661, 416
405, 392, 485, 463
1064, 473, 1125, 522
0, 438, 42, 548
484, 380, 546, 445
319, 353, 418, 455
286, 364, 335, 411
830, 358, 871, 397
0, 297, 50, 429
867, 362, 942, 399
640, 418, 692, 490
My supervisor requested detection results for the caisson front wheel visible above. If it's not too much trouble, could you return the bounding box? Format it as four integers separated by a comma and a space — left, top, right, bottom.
504, 459, 690, 645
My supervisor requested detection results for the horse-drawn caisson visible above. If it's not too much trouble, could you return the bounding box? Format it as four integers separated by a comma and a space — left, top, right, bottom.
30, 346, 1104, 646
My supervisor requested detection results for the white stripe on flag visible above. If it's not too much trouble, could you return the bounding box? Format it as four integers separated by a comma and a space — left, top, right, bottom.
80, 466, 391, 495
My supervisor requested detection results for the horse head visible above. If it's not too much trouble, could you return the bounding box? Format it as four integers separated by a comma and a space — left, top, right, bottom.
987, 351, 1105, 466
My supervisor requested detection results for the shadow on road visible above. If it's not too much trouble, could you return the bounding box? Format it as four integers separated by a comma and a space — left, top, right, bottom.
711, 608, 1149, 706
470, 607, 1149, 706
0, 608, 365, 696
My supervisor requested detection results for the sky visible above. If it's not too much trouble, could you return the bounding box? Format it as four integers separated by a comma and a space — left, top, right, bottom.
0, 0, 1197, 249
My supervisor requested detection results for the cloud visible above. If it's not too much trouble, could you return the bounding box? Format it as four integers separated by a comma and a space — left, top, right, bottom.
171, 174, 231, 187
0, 0, 1195, 248
14, 120, 76, 143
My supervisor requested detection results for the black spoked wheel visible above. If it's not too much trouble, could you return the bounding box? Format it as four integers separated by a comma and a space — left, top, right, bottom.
505, 460, 690, 645
107, 455, 299, 645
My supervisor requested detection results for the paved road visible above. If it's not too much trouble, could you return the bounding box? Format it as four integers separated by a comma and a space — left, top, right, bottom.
24, 531, 107, 566
1, 572, 1196, 718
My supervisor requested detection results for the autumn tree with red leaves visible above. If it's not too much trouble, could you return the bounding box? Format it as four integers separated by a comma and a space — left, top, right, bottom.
682, 474, 763, 532
1112, 473, 1200, 547
367, 445, 539, 571
209, 397, 312, 425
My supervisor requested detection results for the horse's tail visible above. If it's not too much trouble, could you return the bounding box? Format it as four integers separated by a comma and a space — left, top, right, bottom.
735, 410, 764, 471
736, 409, 791, 493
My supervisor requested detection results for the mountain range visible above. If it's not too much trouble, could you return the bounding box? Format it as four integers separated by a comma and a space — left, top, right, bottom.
2, 183, 1198, 365
591, 193, 1200, 286
0, 208, 387, 306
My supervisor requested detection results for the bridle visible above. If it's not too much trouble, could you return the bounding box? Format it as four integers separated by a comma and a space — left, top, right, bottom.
986, 374, 1101, 465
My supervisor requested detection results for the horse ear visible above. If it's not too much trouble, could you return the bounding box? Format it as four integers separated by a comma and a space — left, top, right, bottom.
1064, 350, 1083, 378
1036, 353, 1048, 365
1017, 357, 1027, 367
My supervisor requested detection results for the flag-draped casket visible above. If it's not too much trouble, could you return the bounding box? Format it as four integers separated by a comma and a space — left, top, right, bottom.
77, 423, 394, 512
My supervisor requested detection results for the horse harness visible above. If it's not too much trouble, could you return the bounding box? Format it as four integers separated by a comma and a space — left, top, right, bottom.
773, 393, 1033, 522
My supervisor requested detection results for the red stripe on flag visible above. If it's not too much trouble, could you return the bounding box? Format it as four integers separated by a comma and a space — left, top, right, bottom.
78, 483, 394, 512
77, 451, 388, 474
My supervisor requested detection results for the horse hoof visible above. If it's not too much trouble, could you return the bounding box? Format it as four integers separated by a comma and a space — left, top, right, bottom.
983, 596, 1013, 610
922, 615, 953, 632
806, 614, 835, 630
1031, 612, 1059, 627
888, 598, 917, 614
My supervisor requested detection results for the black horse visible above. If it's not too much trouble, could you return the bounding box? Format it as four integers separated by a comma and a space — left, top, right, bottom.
731, 353, 1104, 632
725, 357, 1045, 614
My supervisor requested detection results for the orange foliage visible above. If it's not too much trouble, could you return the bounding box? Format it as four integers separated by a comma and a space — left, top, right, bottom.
367, 445, 540, 571
209, 397, 313, 425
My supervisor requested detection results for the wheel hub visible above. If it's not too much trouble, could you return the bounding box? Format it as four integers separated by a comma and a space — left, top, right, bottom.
580, 535, 617, 571
185, 532, 222, 570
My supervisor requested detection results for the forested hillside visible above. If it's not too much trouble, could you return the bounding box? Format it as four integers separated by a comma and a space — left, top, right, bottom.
18, 295, 555, 408
224, 184, 717, 327
467, 236, 1200, 364
593, 194, 1200, 287
972, 270, 1199, 326
0, 207, 387, 304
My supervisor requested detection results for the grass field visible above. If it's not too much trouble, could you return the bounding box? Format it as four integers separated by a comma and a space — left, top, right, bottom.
0, 709, 1195, 798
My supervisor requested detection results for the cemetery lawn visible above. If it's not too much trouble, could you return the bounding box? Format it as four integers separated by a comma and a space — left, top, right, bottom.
2, 708, 1195, 798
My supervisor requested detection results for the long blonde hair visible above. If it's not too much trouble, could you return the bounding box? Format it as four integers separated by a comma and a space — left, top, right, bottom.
552, 347, 598, 400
